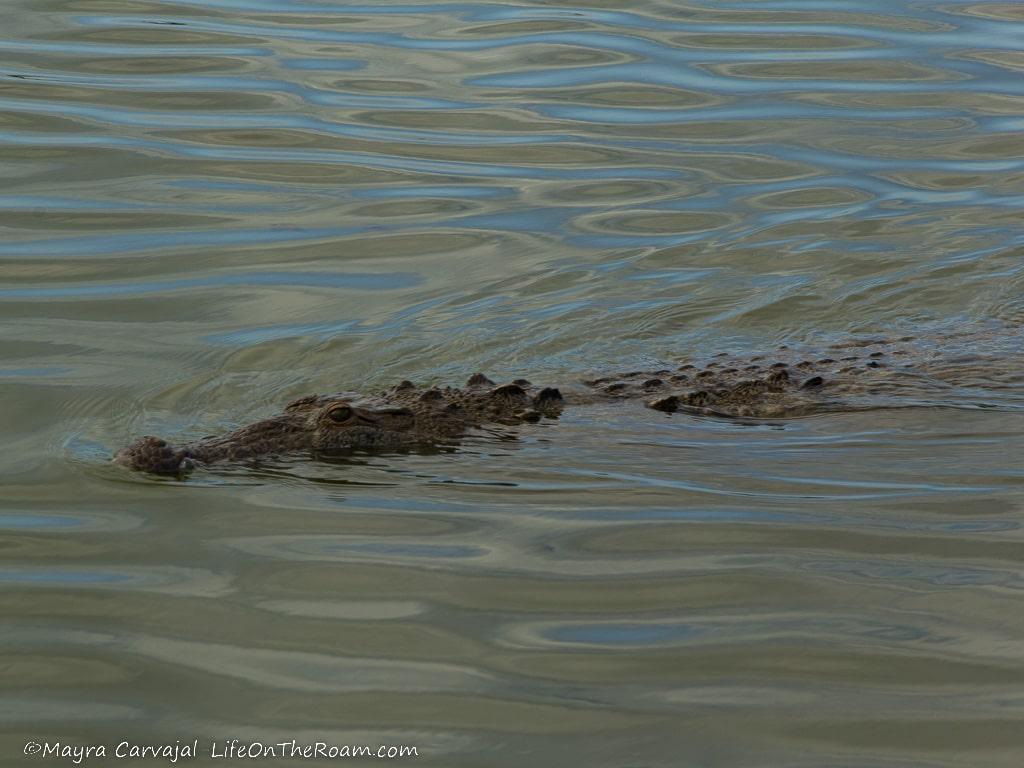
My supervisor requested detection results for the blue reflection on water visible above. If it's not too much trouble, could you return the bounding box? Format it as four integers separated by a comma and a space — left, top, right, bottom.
0, 514, 84, 529
0, 570, 133, 584
0, 271, 421, 299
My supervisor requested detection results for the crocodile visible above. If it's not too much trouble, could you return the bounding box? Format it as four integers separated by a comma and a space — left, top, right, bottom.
114, 329, 1022, 475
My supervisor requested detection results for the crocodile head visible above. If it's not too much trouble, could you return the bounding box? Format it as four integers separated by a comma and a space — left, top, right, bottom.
302, 396, 418, 453
114, 395, 420, 475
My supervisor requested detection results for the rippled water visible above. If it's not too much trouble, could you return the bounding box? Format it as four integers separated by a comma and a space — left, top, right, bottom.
3, 0, 1024, 765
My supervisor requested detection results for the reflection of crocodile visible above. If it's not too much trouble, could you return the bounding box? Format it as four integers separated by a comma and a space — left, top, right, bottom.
114, 330, 1022, 475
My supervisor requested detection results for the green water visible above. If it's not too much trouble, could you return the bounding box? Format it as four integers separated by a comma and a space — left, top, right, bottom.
2, 0, 1023, 765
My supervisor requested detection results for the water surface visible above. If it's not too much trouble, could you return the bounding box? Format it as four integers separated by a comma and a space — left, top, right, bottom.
2, 0, 1024, 765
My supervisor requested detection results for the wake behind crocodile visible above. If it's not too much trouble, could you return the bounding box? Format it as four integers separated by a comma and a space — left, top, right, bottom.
114, 326, 1023, 475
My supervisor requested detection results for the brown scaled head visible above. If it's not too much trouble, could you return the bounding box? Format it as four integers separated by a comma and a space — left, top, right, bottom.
311, 397, 417, 453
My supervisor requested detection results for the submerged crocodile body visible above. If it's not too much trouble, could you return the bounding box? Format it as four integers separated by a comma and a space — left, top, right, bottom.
115, 329, 1022, 475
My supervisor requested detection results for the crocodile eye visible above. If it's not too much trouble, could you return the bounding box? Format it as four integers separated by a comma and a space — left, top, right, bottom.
327, 405, 353, 423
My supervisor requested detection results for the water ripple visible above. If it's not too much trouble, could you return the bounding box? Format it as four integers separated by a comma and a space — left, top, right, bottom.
5, 0, 1024, 764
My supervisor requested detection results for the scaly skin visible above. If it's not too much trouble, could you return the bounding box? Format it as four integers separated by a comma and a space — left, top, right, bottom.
114, 330, 1022, 475
114, 374, 565, 474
